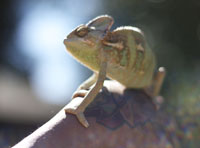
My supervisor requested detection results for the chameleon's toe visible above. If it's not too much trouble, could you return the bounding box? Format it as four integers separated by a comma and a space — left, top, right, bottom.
72, 89, 88, 99
76, 112, 89, 128
64, 97, 89, 128
65, 107, 89, 128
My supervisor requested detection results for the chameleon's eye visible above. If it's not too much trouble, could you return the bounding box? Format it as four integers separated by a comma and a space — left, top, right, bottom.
76, 26, 89, 37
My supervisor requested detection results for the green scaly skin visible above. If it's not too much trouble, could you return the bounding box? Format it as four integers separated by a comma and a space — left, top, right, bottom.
64, 15, 156, 88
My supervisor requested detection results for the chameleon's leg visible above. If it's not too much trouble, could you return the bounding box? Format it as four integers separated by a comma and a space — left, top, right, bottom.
144, 67, 165, 98
65, 60, 107, 128
151, 67, 166, 97
72, 73, 98, 99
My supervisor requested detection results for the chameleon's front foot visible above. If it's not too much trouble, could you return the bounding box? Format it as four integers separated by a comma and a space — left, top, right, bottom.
64, 96, 89, 128
65, 56, 107, 128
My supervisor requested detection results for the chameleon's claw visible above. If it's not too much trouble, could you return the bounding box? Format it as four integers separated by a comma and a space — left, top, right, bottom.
76, 112, 89, 128
64, 97, 89, 128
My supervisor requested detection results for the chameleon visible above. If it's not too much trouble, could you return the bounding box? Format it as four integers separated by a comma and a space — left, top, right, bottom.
63, 15, 165, 128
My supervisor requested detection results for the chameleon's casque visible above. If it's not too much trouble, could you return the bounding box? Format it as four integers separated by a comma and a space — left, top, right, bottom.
64, 15, 156, 88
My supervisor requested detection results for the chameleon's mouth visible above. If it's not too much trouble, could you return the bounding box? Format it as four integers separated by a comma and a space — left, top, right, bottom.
63, 37, 75, 44
63, 36, 74, 50
63, 38, 69, 44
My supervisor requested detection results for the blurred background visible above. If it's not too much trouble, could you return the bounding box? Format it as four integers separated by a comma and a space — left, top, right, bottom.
0, 0, 200, 147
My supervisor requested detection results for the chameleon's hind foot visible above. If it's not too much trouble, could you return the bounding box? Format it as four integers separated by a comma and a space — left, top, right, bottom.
65, 97, 89, 128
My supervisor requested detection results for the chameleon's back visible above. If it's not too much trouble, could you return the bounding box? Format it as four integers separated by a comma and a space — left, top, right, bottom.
104, 26, 156, 88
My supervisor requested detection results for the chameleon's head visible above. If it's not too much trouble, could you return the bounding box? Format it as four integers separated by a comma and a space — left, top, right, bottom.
64, 15, 113, 71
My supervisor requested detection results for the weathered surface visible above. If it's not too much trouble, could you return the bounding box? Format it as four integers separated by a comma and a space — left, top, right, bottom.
62, 80, 180, 148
